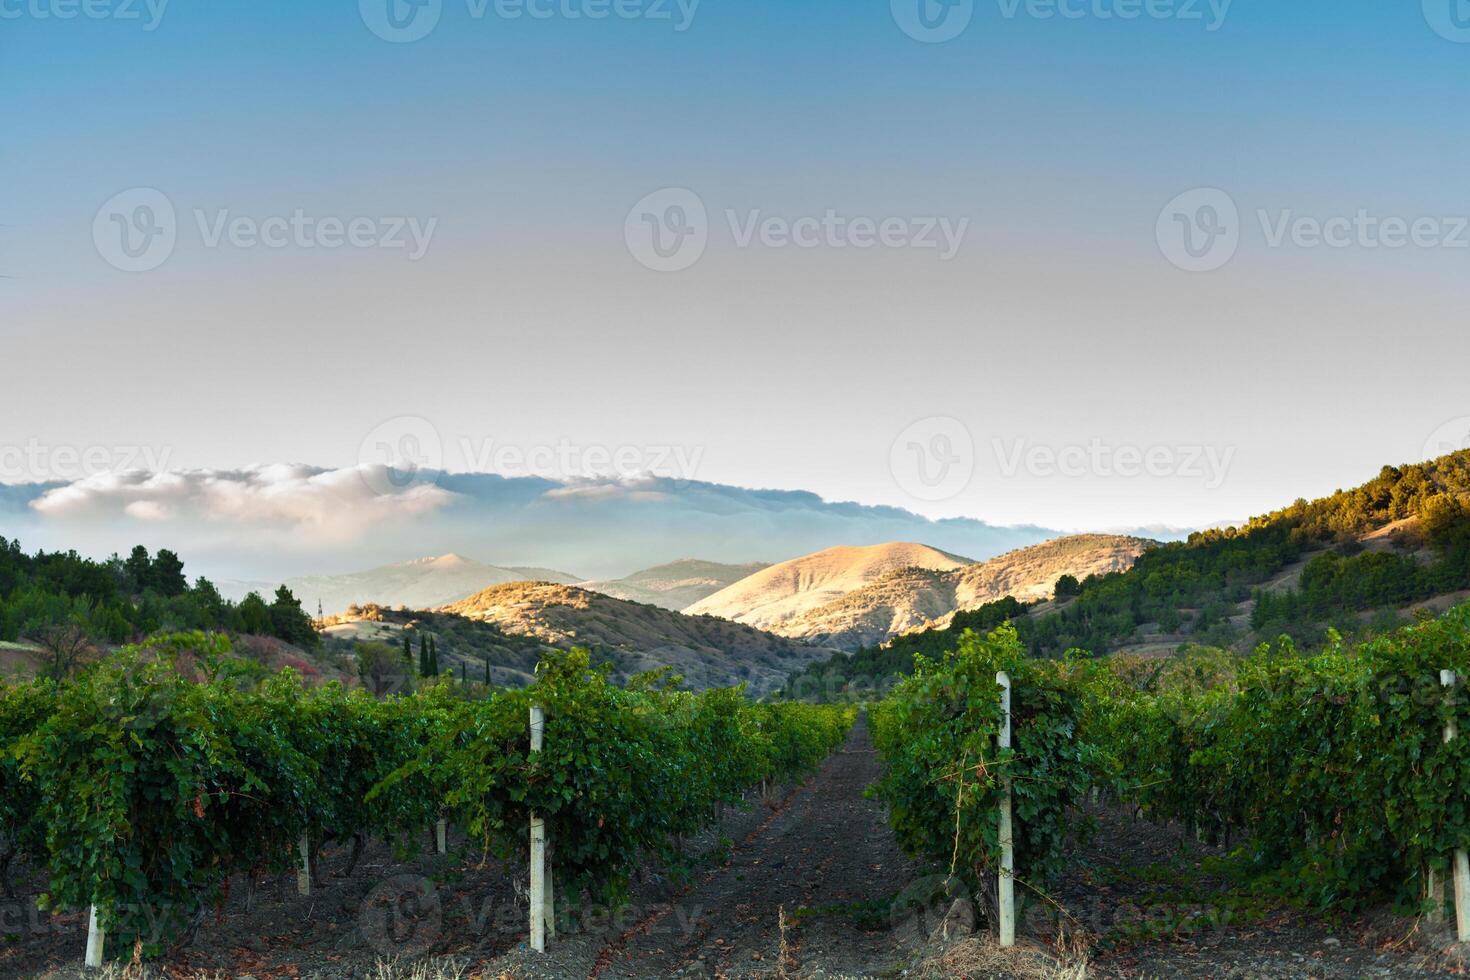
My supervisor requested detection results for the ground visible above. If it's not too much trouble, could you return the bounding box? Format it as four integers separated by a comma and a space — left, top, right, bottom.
2, 717, 1466, 979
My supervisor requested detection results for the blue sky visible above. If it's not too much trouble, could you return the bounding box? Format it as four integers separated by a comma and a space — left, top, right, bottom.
3, 0, 1470, 565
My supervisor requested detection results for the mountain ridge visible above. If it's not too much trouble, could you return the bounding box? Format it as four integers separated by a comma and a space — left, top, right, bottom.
772, 534, 1154, 650
684, 542, 974, 631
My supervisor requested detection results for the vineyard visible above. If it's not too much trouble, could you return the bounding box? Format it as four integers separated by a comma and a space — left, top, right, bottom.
0, 635, 853, 965
4, 605, 1470, 975
868, 603, 1470, 948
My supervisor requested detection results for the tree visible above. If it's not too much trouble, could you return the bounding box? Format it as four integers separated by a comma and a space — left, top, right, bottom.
237, 592, 271, 635
151, 550, 188, 597
484, 654, 491, 686
269, 586, 319, 649
357, 641, 407, 696
37, 618, 94, 680
123, 546, 151, 594
1054, 574, 1081, 599
418, 633, 428, 677
429, 636, 439, 676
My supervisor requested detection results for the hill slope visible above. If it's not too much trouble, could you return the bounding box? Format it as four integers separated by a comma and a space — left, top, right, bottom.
789, 451, 1470, 696
775, 534, 1153, 650
440, 582, 832, 694
579, 559, 769, 611
684, 542, 973, 630
284, 554, 582, 616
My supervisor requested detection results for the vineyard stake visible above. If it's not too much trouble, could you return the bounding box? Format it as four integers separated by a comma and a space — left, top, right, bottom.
997, 670, 1015, 948
530, 703, 548, 952
297, 834, 311, 896
1442, 670, 1470, 942
84, 904, 104, 968
436, 818, 447, 855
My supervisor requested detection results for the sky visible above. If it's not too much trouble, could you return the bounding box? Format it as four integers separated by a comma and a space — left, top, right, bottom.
4, 0, 1470, 576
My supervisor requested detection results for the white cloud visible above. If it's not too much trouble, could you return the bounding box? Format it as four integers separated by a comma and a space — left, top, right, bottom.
31, 464, 458, 540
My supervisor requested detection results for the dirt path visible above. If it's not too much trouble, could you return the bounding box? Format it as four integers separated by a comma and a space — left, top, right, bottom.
594, 716, 915, 979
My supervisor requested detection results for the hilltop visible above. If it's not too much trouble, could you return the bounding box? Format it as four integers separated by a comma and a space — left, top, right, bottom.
775, 534, 1153, 650
284, 554, 581, 616
790, 451, 1470, 695
684, 542, 973, 630
439, 582, 832, 695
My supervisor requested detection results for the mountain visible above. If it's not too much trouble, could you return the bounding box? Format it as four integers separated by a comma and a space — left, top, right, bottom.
438, 582, 831, 695
792, 451, 1470, 695
772, 534, 1154, 650
683, 542, 974, 630
284, 555, 582, 616
579, 559, 770, 611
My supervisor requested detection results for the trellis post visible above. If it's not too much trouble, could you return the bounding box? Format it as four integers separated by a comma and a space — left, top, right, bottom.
997, 670, 1015, 948
84, 905, 104, 968
529, 703, 550, 951
1442, 670, 1469, 941
297, 834, 311, 896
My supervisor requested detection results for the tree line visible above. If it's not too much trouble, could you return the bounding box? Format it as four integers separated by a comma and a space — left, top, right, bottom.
0, 539, 318, 678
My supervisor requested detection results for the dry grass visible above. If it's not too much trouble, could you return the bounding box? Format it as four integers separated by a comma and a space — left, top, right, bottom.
911, 932, 1089, 980
368, 955, 473, 980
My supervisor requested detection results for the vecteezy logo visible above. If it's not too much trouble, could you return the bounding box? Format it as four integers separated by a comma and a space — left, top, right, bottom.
1156, 188, 1240, 273
358, 416, 443, 496
624, 188, 708, 272
360, 0, 443, 43
1424, 0, 1470, 42
891, 0, 974, 43
890, 417, 974, 502
358, 874, 442, 957
1424, 417, 1470, 462
93, 188, 177, 273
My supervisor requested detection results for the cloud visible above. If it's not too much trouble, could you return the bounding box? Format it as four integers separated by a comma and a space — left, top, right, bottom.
30, 465, 458, 538
7, 465, 1060, 583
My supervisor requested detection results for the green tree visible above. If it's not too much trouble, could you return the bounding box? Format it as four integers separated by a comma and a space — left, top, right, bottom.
269, 586, 319, 649
123, 546, 151, 594
357, 641, 407, 696
237, 592, 271, 635
1054, 574, 1081, 598
151, 550, 188, 597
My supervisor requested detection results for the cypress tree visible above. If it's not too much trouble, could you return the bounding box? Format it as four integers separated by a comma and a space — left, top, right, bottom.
429, 636, 439, 677
484, 655, 491, 686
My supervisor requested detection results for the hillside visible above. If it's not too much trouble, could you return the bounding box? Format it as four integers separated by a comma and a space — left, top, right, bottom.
775, 534, 1153, 650
440, 582, 832, 694
579, 559, 769, 610
683, 542, 973, 630
284, 554, 582, 616
789, 451, 1470, 696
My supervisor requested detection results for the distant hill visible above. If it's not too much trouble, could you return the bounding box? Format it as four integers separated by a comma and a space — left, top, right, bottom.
439, 582, 832, 695
684, 542, 973, 630
774, 534, 1153, 650
285, 554, 582, 616
790, 451, 1470, 697
579, 559, 769, 611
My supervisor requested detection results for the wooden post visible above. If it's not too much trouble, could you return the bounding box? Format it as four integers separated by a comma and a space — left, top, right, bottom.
84, 905, 104, 968
997, 670, 1015, 948
1442, 670, 1470, 941
436, 818, 447, 855
529, 704, 547, 952
297, 834, 311, 896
